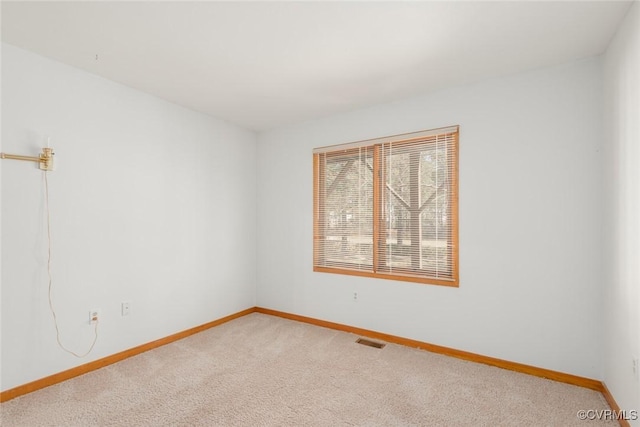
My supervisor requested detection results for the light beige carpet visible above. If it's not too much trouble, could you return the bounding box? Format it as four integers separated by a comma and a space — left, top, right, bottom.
1, 313, 613, 426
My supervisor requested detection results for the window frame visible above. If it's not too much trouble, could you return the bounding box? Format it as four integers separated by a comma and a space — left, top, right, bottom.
313, 127, 459, 287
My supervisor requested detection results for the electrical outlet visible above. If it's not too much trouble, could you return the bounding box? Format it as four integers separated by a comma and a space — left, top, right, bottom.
353, 292, 358, 301
121, 301, 131, 316
633, 356, 639, 380
89, 309, 100, 324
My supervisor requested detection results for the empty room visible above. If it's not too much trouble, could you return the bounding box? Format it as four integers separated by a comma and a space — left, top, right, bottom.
1, 1, 638, 425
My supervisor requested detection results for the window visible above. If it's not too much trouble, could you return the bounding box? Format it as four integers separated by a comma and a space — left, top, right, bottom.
313, 126, 459, 286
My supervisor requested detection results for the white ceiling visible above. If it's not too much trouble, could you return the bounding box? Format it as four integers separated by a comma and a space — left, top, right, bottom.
1, 1, 633, 131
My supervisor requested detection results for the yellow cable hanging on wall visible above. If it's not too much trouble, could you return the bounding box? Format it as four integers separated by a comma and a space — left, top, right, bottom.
1, 144, 99, 358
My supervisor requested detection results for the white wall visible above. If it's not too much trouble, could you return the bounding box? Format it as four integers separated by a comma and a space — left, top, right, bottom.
0, 42, 3, 390
1, 44, 257, 391
603, 2, 640, 422
257, 58, 604, 379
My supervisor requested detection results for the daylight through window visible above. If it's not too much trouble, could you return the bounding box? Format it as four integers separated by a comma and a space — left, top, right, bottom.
313, 126, 459, 286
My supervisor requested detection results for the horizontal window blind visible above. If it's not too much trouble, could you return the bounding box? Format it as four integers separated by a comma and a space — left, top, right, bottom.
379, 131, 457, 281
314, 147, 374, 271
314, 126, 459, 286
313, 126, 458, 154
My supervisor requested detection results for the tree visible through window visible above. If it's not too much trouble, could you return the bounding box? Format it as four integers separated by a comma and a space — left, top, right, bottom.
313, 126, 459, 286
